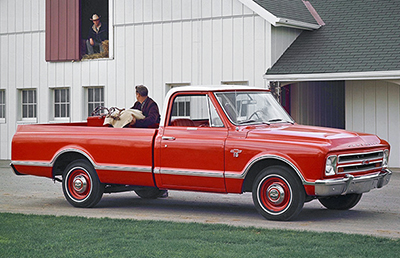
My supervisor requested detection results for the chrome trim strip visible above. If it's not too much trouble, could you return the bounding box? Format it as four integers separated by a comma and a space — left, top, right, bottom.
11, 160, 52, 167
225, 155, 308, 184
160, 169, 224, 178
51, 148, 93, 166
12, 160, 152, 174
225, 171, 245, 179
95, 165, 152, 173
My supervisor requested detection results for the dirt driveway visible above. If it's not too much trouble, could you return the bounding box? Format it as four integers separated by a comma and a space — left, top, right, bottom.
1, 160, 400, 239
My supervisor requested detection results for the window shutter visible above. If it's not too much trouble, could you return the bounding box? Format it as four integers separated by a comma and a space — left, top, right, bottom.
46, 0, 81, 61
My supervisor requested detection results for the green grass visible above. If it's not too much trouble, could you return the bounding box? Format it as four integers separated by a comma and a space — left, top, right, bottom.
0, 213, 398, 258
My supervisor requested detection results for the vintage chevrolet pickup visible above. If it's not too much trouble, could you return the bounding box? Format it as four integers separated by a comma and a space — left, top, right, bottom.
11, 86, 392, 220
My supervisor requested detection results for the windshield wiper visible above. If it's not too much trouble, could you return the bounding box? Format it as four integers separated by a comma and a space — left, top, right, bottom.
238, 120, 258, 125
268, 118, 294, 124
268, 118, 283, 123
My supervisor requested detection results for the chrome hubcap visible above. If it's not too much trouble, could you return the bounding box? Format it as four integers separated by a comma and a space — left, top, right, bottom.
73, 175, 87, 193
267, 183, 285, 205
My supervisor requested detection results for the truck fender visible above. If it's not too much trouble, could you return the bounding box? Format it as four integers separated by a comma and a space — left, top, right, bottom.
239, 154, 306, 193
50, 148, 96, 178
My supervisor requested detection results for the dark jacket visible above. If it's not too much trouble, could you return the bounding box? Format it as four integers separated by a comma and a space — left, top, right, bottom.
130, 97, 161, 128
88, 23, 108, 43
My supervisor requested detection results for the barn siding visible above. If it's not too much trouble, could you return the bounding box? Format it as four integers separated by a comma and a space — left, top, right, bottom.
346, 80, 400, 167
271, 26, 302, 65
0, 0, 282, 159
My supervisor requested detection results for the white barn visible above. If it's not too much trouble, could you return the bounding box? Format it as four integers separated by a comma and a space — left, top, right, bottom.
1, 0, 399, 167
0, 0, 310, 159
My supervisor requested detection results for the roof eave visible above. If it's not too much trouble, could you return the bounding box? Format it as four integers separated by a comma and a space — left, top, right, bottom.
276, 18, 321, 30
238, 0, 320, 30
264, 71, 400, 82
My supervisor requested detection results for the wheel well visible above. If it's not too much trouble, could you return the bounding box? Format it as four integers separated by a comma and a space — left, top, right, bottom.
242, 159, 298, 192
52, 152, 91, 178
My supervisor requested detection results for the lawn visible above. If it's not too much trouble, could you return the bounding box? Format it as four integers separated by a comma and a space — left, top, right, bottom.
0, 212, 398, 257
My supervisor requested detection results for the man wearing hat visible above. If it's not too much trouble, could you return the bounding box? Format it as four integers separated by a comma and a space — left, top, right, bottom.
86, 14, 108, 55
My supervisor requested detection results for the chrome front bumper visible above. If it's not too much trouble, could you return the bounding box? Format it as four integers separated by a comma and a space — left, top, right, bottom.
312, 169, 392, 196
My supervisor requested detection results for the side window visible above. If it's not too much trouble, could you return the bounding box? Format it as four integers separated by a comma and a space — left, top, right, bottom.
21, 89, 37, 121
169, 94, 223, 128
0, 90, 5, 122
86, 87, 104, 117
208, 97, 224, 127
53, 88, 70, 120
171, 96, 191, 117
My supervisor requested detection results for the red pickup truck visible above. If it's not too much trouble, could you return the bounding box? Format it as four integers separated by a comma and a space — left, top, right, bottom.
11, 86, 392, 220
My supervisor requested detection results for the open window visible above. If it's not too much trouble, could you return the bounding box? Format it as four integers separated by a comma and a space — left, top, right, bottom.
46, 0, 111, 61
81, 0, 110, 59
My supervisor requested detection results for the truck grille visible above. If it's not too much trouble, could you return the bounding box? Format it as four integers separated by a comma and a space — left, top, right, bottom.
337, 150, 384, 174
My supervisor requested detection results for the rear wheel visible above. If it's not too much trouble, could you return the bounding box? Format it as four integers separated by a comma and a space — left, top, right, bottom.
62, 159, 104, 208
252, 165, 305, 221
318, 193, 362, 210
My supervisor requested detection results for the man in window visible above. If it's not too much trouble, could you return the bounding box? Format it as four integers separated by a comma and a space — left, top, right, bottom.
86, 14, 108, 55
128, 85, 161, 128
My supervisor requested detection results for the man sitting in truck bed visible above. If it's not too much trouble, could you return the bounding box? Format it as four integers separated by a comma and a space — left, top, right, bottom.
128, 85, 161, 128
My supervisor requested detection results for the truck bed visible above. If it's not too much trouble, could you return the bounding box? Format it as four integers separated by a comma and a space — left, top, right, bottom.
12, 119, 158, 187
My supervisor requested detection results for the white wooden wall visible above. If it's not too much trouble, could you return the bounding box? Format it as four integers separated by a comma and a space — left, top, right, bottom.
271, 26, 301, 65
113, 0, 273, 108
2, 0, 300, 159
346, 80, 400, 167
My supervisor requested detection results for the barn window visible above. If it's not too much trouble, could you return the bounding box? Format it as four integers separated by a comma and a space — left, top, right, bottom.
53, 88, 70, 120
46, 0, 111, 62
21, 90, 37, 120
86, 87, 104, 117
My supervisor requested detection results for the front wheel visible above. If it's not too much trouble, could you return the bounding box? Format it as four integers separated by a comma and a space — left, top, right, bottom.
318, 193, 362, 210
252, 165, 305, 221
62, 159, 104, 208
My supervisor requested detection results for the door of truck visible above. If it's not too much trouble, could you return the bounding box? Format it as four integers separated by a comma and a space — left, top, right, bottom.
157, 93, 228, 192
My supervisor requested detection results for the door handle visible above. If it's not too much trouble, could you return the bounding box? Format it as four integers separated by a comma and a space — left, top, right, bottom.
162, 136, 176, 140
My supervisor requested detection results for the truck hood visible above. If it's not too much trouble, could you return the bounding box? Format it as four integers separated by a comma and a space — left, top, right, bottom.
246, 124, 387, 151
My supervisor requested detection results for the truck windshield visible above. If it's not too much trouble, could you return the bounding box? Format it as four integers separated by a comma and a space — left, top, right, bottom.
215, 91, 294, 125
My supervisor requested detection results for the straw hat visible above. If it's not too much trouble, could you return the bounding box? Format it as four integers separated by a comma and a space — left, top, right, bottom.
90, 14, 101, 21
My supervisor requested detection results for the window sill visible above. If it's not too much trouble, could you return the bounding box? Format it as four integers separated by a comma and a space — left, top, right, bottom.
50, 118, 71, 123
0, 118, 5, 124
80, 57, 113, 62
17, 118, 37, 124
